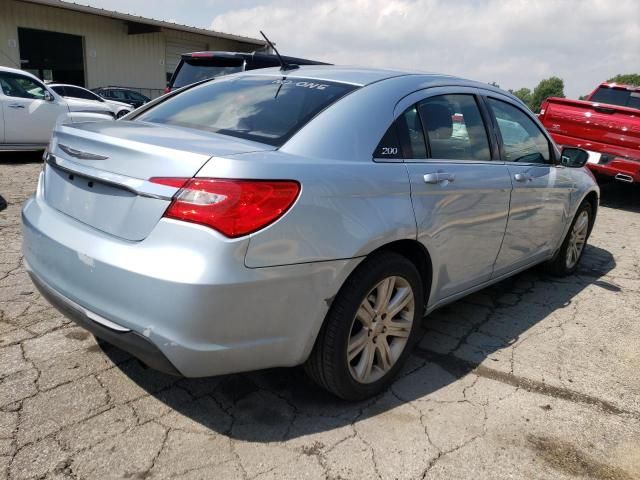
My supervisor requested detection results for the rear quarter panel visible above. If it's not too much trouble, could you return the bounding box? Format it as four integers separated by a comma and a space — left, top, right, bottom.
197, 152, 416, 268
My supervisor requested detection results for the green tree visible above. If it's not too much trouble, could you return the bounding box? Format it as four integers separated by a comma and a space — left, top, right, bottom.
488, 81, 500, 88
531, 77, 565, 113
606, 74, 640, 86
512, 87, 534, 110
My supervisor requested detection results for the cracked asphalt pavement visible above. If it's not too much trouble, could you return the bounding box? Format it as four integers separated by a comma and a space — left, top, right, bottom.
1, 155, 639, 479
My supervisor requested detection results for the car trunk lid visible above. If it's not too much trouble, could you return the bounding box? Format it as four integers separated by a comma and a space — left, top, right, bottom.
44, 121, 275, 241
542, 97, 640, 153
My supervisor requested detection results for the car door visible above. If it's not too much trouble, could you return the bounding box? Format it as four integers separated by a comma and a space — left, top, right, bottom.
396, 88, 512, 304
0, 71, 66, 145
484, 94, 574, 275
0, 85, 4, 143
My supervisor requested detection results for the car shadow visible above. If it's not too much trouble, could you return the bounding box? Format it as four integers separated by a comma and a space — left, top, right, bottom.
0, 151, 45, 164
598, 181, 639, 213
100, 243, 615, 442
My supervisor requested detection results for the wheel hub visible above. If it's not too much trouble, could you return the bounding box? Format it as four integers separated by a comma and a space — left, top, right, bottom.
347, 276, 415, 384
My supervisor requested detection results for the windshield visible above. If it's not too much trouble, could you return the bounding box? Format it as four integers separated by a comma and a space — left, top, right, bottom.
173, 58, 244, 88
590, 87, 640, 110
138, 76, 357, 146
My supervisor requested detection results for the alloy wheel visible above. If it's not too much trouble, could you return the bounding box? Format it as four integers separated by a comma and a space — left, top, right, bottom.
347, 276, 415, 384
566, 210, 589, 269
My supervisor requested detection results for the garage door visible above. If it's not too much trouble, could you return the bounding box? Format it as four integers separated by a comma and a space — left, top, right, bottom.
18, 28, 85, 86
165, 38, 208, 80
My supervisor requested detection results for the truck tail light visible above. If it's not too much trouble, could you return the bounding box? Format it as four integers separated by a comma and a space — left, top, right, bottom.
150, 178, 300, 238
539, 101, 549, 119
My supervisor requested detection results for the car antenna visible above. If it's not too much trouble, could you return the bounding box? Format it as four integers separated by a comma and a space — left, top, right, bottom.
260, 31, 299, 72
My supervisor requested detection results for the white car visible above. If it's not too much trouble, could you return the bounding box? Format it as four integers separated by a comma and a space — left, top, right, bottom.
0, 66, 114, 152
49, 83, 133, 119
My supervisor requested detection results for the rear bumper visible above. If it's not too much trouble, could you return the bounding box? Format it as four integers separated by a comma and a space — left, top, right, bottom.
587, 160, 640, 183
548, 132, 640, 183
22, 175, 360, 376
27, 265, 180, 376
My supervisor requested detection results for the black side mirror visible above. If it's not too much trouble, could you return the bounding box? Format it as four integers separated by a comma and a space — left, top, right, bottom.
560, 147, 589, 168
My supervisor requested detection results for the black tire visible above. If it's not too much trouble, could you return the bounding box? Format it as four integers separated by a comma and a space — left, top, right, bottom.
305, 252, 424, 400
544, 201, 593, 276
116, 110, 128, 119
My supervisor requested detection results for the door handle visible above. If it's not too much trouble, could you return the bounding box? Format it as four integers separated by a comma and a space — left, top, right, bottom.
9, 104, 25, 109
424, 172, 455, 184
514, 173, 532, 182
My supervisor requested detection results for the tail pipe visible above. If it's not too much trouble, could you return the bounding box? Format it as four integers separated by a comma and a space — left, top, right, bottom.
614, 173, 634, 183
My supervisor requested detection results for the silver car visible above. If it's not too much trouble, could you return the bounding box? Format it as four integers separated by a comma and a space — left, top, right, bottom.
22, 66, 599, 400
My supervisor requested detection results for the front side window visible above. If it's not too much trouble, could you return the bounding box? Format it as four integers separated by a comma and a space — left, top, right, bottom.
0, 72, 46, 100
138, 76, 357, 146
488, 98, 551, 164
418, 94, 491, 161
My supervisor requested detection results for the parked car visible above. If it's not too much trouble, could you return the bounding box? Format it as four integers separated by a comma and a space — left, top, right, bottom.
49, 83, 133, 118
23, 67, 599, 400
539, 82, 640, 183
0, 66, 113, 151
92, 87, 150, 109
165, 51, 328, 92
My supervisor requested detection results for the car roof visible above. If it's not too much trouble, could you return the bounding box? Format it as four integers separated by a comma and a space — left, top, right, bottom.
597, 82, 640, 93
49, 83, 87, 89
0, 65, 43, 82
229, 64, 498, 90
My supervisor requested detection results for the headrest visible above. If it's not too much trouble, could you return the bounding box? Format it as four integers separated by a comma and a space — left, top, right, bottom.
422, 103, 453, 140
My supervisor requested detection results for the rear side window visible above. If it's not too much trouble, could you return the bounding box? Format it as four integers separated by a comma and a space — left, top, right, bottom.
374, 124, 401, 159
488, 98, 550, 164
126, 91, 149, 102
108, 90, 127, 100
173, 57, 244, 88
66, 86, 100, 101
374, 107, 427, 159
590, 87, 640, 110
418, 94, 491, 161
138, 76, 357, 146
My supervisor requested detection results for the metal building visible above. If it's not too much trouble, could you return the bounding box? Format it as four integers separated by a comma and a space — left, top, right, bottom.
0, 0, 266, 97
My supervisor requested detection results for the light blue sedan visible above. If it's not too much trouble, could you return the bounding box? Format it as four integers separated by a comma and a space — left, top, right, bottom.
22, 66, 599, 400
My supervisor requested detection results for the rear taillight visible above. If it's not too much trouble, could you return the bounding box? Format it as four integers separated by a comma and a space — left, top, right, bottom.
150, 178, 300, 238
539, 101, 549, 119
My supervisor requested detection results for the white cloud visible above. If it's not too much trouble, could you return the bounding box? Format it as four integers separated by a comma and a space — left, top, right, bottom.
210, 0, 640, 97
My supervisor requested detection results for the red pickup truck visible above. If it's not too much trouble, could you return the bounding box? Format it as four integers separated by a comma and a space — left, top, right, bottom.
539, 82, 640, 183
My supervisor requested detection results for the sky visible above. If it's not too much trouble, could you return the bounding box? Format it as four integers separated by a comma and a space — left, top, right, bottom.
79, 0, 640, 98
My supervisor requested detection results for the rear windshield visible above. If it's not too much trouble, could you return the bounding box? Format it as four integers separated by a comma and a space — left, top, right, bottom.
590, 87, 640, 110
138, 76, 357, 146
173, 58, 244, 88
